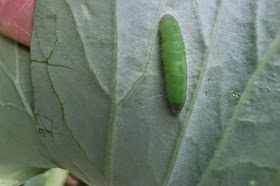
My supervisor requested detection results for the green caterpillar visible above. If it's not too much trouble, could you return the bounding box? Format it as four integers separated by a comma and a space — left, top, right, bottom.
160, 14, 187, 114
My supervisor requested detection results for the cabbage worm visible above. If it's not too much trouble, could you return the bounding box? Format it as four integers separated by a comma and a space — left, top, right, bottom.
160, 14, 187, 114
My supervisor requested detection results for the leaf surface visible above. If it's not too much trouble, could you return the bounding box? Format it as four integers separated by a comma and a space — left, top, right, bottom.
0, 35, 55, 169
31, 0, 280, 185
0, 166, 45, 186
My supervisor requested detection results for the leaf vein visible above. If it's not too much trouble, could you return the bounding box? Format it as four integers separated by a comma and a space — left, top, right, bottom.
64, 0, 110, 97
45, 64, 103, 182
0, 57, 34, 120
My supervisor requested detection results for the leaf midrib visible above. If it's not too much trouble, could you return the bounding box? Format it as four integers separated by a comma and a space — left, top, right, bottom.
105, 0, 169, 184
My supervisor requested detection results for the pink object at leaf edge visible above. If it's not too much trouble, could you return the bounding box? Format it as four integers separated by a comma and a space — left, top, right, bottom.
0, 0, 36, 47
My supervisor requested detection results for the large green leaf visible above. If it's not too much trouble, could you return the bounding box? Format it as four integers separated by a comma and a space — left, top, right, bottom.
31, 0, 280, 185
0, 35, 54, 184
